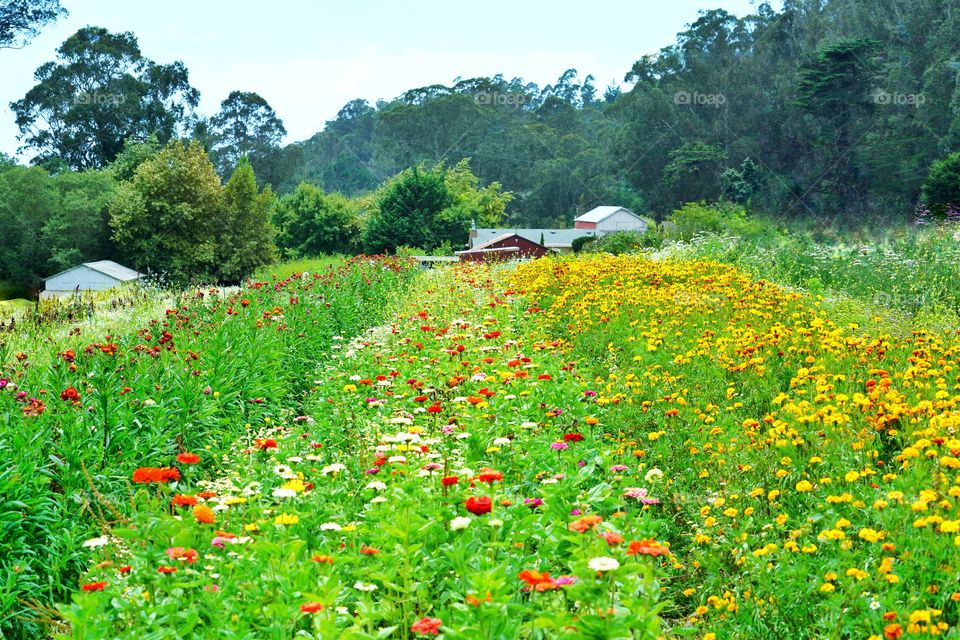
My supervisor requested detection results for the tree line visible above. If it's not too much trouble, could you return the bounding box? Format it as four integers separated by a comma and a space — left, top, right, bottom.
5, 0, 960, 291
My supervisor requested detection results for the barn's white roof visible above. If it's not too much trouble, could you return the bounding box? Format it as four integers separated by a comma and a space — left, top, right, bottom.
44, 260, 142, 282
575, 206, 641, 224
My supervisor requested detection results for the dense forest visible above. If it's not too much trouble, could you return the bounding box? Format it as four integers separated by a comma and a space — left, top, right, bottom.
3, 0, 960, 290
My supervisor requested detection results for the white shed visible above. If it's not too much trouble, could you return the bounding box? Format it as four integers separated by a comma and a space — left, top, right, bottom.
42, 260, 143, 298
574, 206, 649, 233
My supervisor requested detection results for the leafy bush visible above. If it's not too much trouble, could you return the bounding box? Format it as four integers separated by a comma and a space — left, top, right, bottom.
666, 201, 765, 241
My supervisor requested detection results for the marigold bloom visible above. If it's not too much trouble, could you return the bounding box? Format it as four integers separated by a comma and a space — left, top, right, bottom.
193, 505, 215, 524
410, 617, 442, 635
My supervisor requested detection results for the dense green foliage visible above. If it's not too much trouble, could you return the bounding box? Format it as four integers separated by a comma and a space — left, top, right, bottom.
0, 257, 416, 638
0, 0, 65, 48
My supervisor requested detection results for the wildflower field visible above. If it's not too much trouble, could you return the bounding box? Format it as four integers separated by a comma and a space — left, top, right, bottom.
4, 254, 960, 639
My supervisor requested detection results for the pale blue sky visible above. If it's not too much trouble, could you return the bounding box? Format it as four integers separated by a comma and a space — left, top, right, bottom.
1, 0, 775, 159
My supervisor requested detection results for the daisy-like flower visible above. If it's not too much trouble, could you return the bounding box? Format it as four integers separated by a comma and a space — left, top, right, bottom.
321, 463, 347, 475
320, 522, 342, 531
365, 481, 387, 491
588, 557, 620, 572
450, 516, 471, 531
353, 581, 378, 592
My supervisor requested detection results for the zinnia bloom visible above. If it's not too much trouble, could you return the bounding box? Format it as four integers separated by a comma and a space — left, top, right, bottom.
300, 602, 324, 614
132, 467, 181, 484
477, 469, 503, 484
410, 617, 442, 635
254, 438, 278, 450
81, 581, 107, 592
157, 565, 178, 574
193, 505, 215, 524
465, 496, 492, 515
626, 539, 670, 557
176, 452, 200, 464
60, 387, 80, 401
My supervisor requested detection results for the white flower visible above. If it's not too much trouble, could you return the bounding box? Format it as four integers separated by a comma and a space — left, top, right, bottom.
493, 437, 511, 446
321, 463, 347, 475
82, 536, 109, 548
644, 468, 664, 483
272, 488, 297, 499
370, 496, 387, 504
273, 464, 295, 478
365, 481, 387, 491
387, 456, 406, 464
353, 581, 378, 592
388, 417, 412, 425
521, 421, 538, 429
320, 522, 342, 531
286, 456, 303, 464
336, 606, 350, 615
455, 432, 471, 440
488, 518, 503, 528
450, 516, 471, 531
588, 557, 620, 572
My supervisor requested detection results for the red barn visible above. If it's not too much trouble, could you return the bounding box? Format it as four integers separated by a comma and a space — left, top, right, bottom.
456, 233, 551, 262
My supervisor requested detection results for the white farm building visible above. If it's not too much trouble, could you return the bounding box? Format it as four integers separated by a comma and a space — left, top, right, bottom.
42, 261, 143, 298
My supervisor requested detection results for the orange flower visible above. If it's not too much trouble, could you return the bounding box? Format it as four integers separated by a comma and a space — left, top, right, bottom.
569, 515, 603, 533
176, 452, 200, 464
171, 494, 197, 508
360, 545, 380, 555
626, 539, 670, 557
81, 581, 107, 592
883, 623, 903, 639
132, 467, 180, 484
193, 505, 215, 524
311, 554, 334, 564
518, 569, 559, 591
300, 602, 324, 614
157, 565, 178, 574
411, 617, 442, 635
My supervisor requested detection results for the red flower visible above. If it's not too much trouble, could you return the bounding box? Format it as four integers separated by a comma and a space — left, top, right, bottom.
441, 476, 459, 486
427, 403, 442, 414
563, 433, 584, 442
254, 438, 278, 450
360, 545, 380, 555
118, 565, 132, 574
81, 581, 107, 592
131, 467, 181, 484
300, 602, 324, 614
465, 496, 492, 515
311, 554, 334, 564
176, 452, 200, 464
411, 617, 442, 636
157, 566, 178, 574
60, 387, 80, 401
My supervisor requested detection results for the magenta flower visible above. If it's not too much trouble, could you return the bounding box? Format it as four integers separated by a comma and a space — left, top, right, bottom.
550, 441, 569, 451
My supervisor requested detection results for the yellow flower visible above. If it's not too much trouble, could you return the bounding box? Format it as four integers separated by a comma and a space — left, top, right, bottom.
795, 480, 813, 492
274, 513, 300, 525
819, 583, 835, 593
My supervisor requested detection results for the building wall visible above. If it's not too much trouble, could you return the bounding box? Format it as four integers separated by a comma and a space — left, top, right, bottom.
460, 236, 551, 262
595, 210, 648, 233
574, 220, 597, 230
45, 266, 121, 293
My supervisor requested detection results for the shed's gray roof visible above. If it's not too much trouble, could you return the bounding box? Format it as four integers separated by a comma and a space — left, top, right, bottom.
44, 260, 143, 282
575, 206, 642, 224
472, 228, 597, 248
